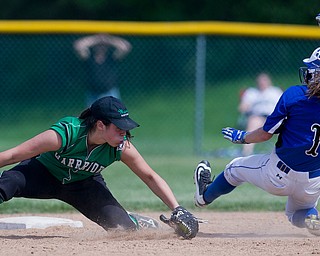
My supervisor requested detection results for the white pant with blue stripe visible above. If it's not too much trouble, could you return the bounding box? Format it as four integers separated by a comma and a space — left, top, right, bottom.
223, 150, 320, 223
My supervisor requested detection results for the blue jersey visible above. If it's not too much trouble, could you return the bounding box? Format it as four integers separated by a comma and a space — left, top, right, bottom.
263, 85, 320, 172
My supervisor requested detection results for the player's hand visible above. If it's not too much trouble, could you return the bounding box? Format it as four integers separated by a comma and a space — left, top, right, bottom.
222, 127, 248, 144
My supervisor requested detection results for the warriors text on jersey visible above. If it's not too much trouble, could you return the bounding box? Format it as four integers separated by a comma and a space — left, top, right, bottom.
36, 116, 123, 184
263, 85, 320, 172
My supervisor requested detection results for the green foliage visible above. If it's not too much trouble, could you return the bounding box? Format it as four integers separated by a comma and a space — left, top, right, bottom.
0, 0, 318, 25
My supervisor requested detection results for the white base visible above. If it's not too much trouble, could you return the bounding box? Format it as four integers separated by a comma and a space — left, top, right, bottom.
0, 216, 83, 230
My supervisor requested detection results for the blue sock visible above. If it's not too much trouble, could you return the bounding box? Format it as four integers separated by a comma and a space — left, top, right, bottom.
203, 172, 236, 204
291, 208, 319, 228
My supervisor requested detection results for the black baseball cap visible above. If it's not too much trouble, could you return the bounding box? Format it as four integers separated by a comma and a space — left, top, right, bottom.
90, 96, 139, 131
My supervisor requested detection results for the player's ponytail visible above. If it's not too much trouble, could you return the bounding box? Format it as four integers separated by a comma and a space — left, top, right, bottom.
79, 108, 91, 119
79, 108, 97, 130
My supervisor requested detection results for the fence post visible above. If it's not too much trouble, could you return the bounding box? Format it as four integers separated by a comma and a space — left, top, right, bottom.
194, 35, 206, 155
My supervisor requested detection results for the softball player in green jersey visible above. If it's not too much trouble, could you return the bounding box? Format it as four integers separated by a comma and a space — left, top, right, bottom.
0, 96, 195, 232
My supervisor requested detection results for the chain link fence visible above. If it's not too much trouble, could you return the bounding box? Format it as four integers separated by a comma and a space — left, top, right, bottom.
0, 26, 319, 157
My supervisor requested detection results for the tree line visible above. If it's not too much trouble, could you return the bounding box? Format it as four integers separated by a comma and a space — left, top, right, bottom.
1, 0, 318, 25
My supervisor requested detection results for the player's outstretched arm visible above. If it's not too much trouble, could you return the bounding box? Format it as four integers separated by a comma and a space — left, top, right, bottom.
121, 142, 199, 239
222, 127, 272, 144
0, 130, 62, 168
120, 141, 179, 210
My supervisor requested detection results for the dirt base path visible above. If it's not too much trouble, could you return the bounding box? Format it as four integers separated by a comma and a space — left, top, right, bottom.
0, 211, 319, 256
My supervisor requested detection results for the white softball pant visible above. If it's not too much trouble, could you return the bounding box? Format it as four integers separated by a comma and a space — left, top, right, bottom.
223, 150, 320, 222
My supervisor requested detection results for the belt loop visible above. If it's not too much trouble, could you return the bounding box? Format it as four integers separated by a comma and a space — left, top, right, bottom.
277, 161, 290, 174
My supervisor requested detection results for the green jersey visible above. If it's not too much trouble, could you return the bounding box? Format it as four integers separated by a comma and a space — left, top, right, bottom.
37, 116, 123, 184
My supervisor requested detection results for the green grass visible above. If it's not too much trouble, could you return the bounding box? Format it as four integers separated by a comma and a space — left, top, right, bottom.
0, 155, 287, 214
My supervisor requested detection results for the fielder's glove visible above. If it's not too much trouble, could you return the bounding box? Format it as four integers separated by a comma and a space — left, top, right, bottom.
222, 127, 248, 144
159, 206, 199, 239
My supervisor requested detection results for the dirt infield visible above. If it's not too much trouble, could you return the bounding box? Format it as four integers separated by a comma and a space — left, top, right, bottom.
0, 211, 319, 256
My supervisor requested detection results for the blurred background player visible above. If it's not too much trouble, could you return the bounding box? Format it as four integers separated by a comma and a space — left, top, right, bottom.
74, 34, 132, 105
194, 47, 320, 236
238, 72, 282, 156
316, 13, 320, 26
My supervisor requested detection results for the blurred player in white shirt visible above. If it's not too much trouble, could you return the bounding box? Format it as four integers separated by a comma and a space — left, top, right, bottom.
238, 73, 282, 156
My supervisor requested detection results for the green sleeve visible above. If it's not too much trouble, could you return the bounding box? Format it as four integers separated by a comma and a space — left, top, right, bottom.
49, 117, 81, 152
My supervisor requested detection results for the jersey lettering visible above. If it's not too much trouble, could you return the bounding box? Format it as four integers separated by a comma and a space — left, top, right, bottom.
90, 163, 100, 173
54, 152, 106, 174
60, 158, 67, 165
306, 123, 320, 157
67, 158, 75, 167
80, 161, 90, 170
75, 159, 82, 169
